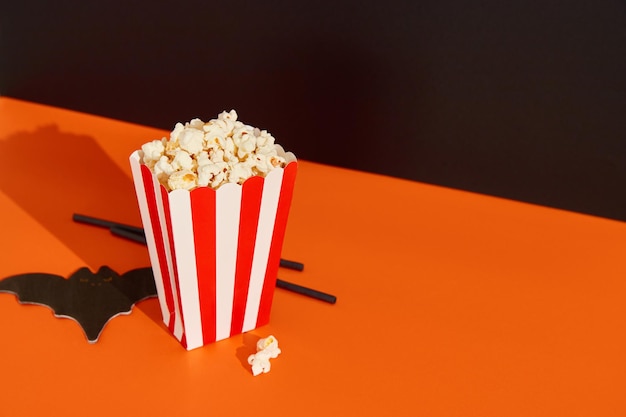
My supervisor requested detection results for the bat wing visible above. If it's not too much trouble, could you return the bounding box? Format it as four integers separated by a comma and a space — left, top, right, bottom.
0, 268, 113, 342
0, 272, 71, 311
0, 267, 158, 343
114, 267, 157, 304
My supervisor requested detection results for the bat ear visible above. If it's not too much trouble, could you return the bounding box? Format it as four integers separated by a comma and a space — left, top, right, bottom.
96, 266, 117, 276
68, 267, 93, 279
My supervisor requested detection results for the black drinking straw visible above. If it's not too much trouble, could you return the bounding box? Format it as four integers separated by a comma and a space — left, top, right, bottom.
110, 227, 333, 303
73, 213, 145, 235
110, 226, 147, 244
74, 213, 304, 271
275, 279, 337, 304
74, 213, 335, 304
279, 258, 304, 271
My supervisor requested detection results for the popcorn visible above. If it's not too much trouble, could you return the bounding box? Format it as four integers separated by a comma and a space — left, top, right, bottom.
154, 155, 175, 183
171, 150, 194, 171
247, 335, 281, 376
167, 169, 198, 191
228, 161, 254, 185
139, 110, 294, 191
198, 162, 228, 188
141, 139, 166, 167
177, 127, 204, 156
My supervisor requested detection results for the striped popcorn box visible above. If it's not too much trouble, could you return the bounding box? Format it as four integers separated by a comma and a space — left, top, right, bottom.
129, 150, 297, 350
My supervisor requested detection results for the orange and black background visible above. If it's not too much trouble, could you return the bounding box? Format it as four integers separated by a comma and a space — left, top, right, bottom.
2, 0, 625, 220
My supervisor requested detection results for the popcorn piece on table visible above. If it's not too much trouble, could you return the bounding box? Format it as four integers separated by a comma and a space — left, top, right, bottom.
247, 335, 282, 376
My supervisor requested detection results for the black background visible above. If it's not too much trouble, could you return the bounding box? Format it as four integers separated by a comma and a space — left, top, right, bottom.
2, 0, 625, 220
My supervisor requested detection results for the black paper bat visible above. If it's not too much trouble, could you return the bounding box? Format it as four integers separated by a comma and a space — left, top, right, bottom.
0, 266, 157, 343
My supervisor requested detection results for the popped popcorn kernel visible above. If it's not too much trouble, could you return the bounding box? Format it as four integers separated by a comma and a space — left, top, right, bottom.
177, 127, 204, 155
248, 335, 281, 376
140, 110, 294, 191
167, 169, 198, 191
141, 139, 166, 164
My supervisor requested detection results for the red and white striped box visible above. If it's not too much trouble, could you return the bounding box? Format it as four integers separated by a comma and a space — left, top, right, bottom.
129, 151, 297, 350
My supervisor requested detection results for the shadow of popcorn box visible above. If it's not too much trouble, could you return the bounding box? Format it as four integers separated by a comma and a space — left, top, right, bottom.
130, 151, 297, 350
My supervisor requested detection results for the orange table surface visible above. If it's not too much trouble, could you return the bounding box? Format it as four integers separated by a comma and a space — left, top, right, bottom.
1, 97, 626, 416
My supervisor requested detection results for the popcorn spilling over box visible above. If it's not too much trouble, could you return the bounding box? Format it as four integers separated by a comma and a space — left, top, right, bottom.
130, 111, 297, 350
